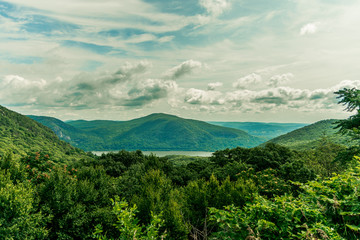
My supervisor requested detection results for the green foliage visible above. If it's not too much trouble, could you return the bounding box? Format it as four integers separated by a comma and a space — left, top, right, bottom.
21, 151, 55, 184
94, 197, 166, 240
302, 137, 346, 177
237, 168, 292, 198
183, 174, 257, 237
335, 88, 360, 141
133, 169, 188, 239
209, 197, 343, 240
209, 158, 360, 239
335, 88, 360, 112
36, 164, 117, 239
96, 150, 145, 177
211, 143, 294, 171
164, 155, 209, 166
0, 170, 48, 239
0, 152, 27, 183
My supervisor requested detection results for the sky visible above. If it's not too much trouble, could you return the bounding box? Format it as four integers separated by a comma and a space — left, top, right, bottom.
1, 0, 360, 123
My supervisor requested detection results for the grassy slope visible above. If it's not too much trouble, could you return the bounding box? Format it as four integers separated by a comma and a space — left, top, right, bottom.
265, 119, 353, 150
0, 105, 84, 161
37, 113, 265, 151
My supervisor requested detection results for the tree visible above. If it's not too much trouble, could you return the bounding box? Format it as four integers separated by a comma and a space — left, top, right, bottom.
209, 157, 360, 239
94, 197, 166, 240
335, 88, 360, 139
0, 170, 48, 239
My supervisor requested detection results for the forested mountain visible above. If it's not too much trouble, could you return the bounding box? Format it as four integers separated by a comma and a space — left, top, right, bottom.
30, 113, 264, 151
265, 119, 353, 150
209, 121, 307, 140
0, 105, 83, 160
28, 115, 104, 151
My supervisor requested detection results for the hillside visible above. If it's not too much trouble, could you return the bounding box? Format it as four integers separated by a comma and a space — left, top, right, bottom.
28, 115, 105, 150
31, 113, 264, 151
208, 121, 307, 140
0, 105, 84, 161
265, 119, 353, 150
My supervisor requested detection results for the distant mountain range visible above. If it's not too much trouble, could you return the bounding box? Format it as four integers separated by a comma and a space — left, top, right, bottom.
265, 119, 354, 150
208, 121, 307, 140
29, 113, 264, 151
28, 112, 354, 152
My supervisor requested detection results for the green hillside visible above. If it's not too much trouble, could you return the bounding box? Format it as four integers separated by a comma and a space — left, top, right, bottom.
32, 113, 264, 151
28, 115, 105, 150
265, 119, 353, 150
0, 105, 83, 161
209, 121, 307, 140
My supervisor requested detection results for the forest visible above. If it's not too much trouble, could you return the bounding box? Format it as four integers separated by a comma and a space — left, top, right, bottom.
1, 88, 360, 240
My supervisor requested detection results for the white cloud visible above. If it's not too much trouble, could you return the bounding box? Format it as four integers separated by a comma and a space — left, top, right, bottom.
125, 79, 178, 106
300, 22, 319, 35
158, 35, 175, 43
199, 0, 231, 17
125, 34, 174, 44
185, 88, 224, 105
332, 79, 360, 91
125, 34, 157, 43
183, 80, 360, 116
233, 73, 262, 89
163, 60, 204, 80
0, 61, 175, 109
3, 75, 46, 89
0, 75, 47, 105
207, 82, 223, 90
268, 73, 294, 87
0, 15, 24, 32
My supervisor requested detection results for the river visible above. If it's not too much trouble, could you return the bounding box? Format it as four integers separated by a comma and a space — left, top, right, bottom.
92, 150, 213, 157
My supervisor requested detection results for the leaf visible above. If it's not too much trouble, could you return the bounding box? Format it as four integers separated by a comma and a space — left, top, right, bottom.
346, 224, 360, 232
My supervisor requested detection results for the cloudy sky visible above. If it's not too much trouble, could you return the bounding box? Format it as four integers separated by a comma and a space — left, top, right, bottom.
1, 0, 360, 123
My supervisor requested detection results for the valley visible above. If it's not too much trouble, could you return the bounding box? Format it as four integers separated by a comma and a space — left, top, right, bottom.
1, 89, 360, 240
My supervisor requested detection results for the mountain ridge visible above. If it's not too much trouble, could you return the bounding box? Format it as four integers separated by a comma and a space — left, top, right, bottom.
30, 113, 264, 151
209, 121, 307, 140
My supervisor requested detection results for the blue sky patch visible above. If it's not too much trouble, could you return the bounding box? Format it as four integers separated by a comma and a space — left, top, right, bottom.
22, 15, 79, 36
62, 40, 116, 55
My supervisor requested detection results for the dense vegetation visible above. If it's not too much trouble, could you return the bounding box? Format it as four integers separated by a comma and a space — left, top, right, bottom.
1, 88, 360, 239
0, 105, 84, 161
1, 137, 358, 239
29, 113, 264, 151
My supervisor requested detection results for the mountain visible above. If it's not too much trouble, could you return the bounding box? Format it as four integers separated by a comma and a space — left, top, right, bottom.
208, 121, 307, 140
0, 105, 83, 161
28, 115, 104, 150
30, 113, 264, 151
265, 119, 354, 150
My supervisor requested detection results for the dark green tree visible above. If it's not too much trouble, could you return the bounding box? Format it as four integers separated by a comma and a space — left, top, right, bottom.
335, 88, 360, 139
334, 88, 360, 165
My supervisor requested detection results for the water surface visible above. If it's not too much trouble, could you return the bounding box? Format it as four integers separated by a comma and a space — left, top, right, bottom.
92, 150, 213, 157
